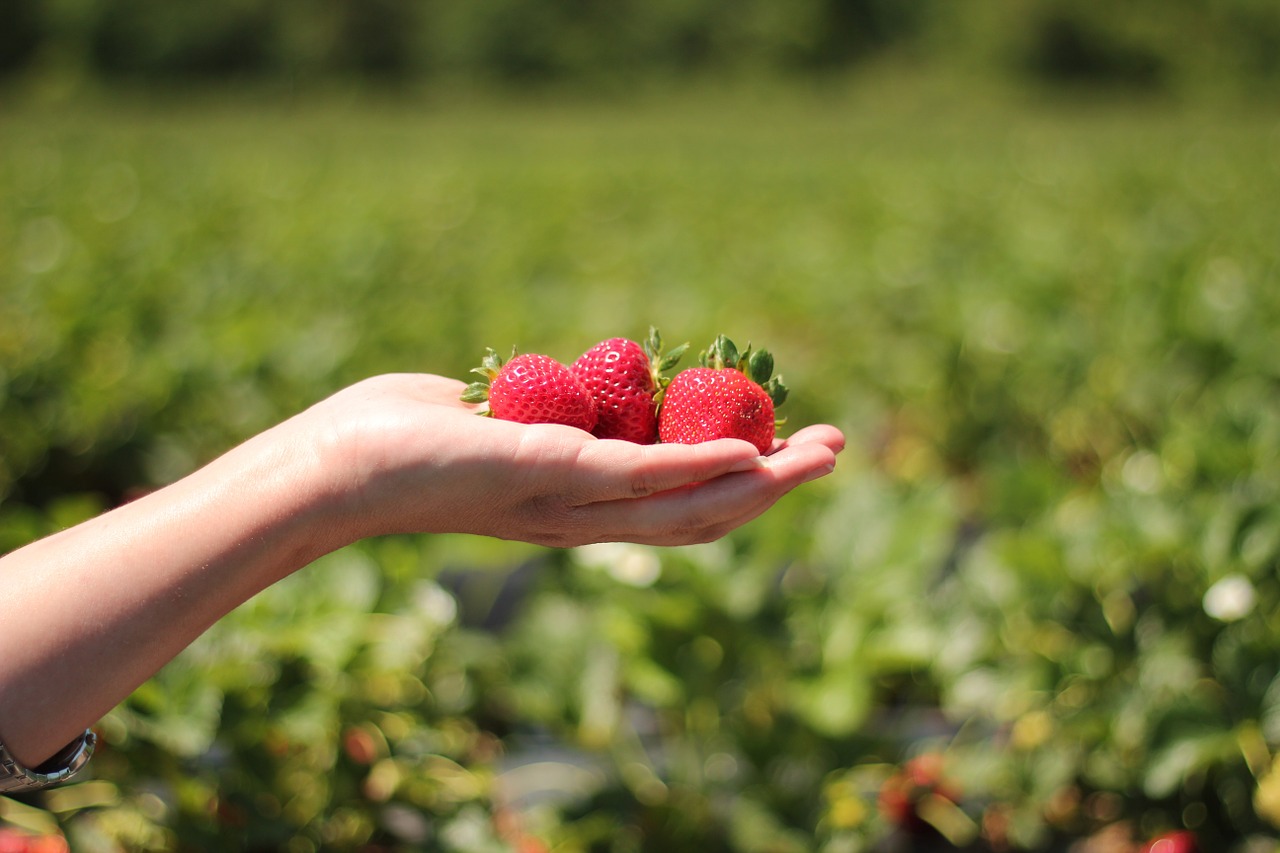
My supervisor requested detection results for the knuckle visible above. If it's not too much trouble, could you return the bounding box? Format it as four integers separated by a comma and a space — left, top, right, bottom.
662, 508, 729, 546
626, 467, 665, 500
679, 523, 732, 546
521, 495, 593, 549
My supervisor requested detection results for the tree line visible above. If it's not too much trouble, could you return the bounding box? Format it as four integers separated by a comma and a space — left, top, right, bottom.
2, 0, 1277, 91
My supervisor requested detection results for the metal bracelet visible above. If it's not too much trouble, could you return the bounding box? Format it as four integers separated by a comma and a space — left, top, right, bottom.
0, 730, 96, 795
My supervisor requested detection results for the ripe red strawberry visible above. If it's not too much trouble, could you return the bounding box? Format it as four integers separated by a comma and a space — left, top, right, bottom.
571, 327, 687, 444
1141, 831, 1199, 853
461, 348, 597, 432
877, 753, 963, 837
658, 335, 788, 455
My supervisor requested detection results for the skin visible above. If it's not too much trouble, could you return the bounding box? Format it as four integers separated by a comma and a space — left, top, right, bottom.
0, 373, 844, 767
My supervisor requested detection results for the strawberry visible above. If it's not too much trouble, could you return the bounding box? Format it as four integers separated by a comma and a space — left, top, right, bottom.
461, 348, 597, 432
571, 327, 687, 444
877, 753, 963, 837
1141, 831, 1199, 853
657, 335, 788, 455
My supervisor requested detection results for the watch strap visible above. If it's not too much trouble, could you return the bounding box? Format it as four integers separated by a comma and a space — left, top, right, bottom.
0, 730, 96, 795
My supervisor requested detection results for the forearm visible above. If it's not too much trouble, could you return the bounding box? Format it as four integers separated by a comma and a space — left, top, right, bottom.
0, 418, 348, 767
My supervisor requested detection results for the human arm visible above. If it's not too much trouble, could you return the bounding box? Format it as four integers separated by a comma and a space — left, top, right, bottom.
0, 373, 843, 768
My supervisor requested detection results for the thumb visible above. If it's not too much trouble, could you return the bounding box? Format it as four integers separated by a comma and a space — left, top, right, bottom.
571, 438, 763, 504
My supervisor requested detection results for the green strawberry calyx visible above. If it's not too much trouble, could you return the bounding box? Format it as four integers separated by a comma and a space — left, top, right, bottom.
700, 334, 789, 412
459, 346, 515, 416
645, 326, 689, 405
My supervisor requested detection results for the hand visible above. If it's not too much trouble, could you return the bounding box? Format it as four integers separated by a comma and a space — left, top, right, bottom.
299, 374, 844, 548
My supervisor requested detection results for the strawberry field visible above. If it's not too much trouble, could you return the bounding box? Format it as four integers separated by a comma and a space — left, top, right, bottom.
3, 79, 1280, 851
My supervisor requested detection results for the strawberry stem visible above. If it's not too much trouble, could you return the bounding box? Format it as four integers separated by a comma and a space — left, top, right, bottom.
646, 326, 688, 406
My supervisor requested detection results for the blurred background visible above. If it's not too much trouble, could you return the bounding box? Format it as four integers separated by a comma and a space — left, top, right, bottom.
2, 2, 1279, 851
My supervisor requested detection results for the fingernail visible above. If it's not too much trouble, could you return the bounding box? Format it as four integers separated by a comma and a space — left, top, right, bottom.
729, 456, 768, 473
803, 463, 836, 483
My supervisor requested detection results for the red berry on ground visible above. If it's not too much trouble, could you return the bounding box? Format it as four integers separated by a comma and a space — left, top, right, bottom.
0, 830, 70, 853
876, 753, 962, 837
1142, 831, 1199, 853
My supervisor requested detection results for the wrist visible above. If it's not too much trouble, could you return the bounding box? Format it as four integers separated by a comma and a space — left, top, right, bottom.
221, 416, 364, 577
0, 730, 96, 793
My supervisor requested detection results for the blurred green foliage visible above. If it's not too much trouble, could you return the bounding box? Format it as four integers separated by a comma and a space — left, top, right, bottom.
2, 75, 1280, 851
2, 0, 1279, 95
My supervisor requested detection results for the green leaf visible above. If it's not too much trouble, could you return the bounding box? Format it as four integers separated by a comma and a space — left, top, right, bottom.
717, 336, 739, 369
763, 375, 789, 407
703, 335, 741, 369
460, 382, 491, 403
747, 348, 774, 384
790, 669, 874, 737
646, 327, 688, 388
625, 657, 684, 707
1143, 732, 1238, 799
658, 343, 688, 373
645, 325, 663, 358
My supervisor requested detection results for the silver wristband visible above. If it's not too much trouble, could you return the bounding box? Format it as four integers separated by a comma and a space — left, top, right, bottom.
0, 730, 96, 795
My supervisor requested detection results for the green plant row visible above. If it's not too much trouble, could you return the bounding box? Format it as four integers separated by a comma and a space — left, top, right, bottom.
1, 86, 1278, 850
